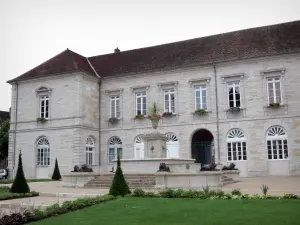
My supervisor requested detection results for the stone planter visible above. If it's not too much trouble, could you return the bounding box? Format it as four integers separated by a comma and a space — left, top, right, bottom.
149, 117, 161, 129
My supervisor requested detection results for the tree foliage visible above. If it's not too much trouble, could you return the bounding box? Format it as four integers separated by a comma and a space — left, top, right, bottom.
0, 120, 10, 161
109, 155, 131, 196
10, 152, 30, 193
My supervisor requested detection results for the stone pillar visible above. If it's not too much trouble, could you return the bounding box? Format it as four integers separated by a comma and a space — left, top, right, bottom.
143, 132, 168, 158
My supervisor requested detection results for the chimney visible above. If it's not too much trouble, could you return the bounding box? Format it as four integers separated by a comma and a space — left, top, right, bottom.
114, 47, 120, 53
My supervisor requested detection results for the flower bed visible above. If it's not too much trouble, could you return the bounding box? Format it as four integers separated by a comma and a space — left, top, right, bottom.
131, 188, 300, 200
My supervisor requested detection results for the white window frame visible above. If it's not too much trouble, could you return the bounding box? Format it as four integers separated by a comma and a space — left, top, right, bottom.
86, 137, 95, 166
266, 126, 288, 160
135, 92, 147, 115
110, 95, 120, 118
39, 95, 49, 119
227, 82, 241, 108
108, 137, 122, 164
226, 129, 247, 162
195, 86, 207, 110
267, 77, 282, 104
36, 137, 50, 167
164, 89, 175, 113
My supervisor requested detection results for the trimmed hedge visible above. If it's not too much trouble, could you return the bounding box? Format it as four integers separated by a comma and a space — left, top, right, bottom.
109, 155, 131, 197
132, 188, 300, 200
10, 152, 30, 193
0, 194, 116, 225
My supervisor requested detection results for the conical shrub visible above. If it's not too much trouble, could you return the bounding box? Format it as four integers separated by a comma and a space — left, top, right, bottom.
109, 155, 131, 196
10, 152, 30, 193
52, 158, 62, 180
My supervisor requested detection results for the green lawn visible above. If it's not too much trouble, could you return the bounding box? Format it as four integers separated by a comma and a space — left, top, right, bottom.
0, 186, 38, 200
31, 198, 300, 225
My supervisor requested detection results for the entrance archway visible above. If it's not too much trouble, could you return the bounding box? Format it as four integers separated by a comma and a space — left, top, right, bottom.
191, 129, 214, 165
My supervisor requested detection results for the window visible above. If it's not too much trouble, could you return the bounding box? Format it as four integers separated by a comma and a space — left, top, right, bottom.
136, 92, 147, 115
267, 77, 282, 104
108, 136, 122, 164
134, 135, 144, 159
40, 96, 49, 119
195, 86, 207, 110
36, 137, 50, 166
227, 129, 247, 161
166, 133, 179, 158
86, 136, 95, 165
228, 82, 240, 108
266, 126, 288, 160
164, 89, 175, 113
110, 95, 120, 118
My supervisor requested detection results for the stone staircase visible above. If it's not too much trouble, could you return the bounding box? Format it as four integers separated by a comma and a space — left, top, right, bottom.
84, 173, 156, 189
221, 175, 238, 185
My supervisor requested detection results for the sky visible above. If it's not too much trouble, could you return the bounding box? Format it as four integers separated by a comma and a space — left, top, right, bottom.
0, 0, 299, 111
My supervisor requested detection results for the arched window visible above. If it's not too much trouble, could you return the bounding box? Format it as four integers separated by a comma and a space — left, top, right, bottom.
86, 136, 95, 165
134, 135, 144, 159
166, 133, 179, 158
266, 126, 288, 160
108, 136, 122, 164
226, 129, 246, 161
36, 137, 50, 166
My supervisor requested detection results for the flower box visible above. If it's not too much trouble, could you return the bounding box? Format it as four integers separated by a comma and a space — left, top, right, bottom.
227, 107, 241, 113
36, 117, 47, 123
194, 109, 208, 116
268, 103, 281, 108
162, 112, 174, 117
108, 117, 119, 124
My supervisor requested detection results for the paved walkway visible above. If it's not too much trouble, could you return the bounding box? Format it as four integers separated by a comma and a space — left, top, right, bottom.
0, 176, 299, 213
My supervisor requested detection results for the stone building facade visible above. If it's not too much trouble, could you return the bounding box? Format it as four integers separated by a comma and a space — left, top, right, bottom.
7, 20, 300, 178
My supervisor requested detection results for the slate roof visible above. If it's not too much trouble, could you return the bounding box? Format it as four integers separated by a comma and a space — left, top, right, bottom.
8, 49, 96, 83
8, 20, 300, 82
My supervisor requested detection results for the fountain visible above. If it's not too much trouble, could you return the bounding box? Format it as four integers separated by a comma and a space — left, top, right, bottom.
112, 103, 240, 189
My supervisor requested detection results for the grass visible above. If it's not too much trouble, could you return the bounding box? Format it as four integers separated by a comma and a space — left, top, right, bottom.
0, 178, 53, 184
31, 197, 300, 225
0, 187, 39, 201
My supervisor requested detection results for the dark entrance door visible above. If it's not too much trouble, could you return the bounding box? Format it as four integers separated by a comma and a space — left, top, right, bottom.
191, 129, 214, 165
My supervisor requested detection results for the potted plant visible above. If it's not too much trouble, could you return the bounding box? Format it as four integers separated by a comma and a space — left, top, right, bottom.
227, 107, 241, 113
195, 109, 208, 116
147, 102, 161, 129
269, 102, 280, 108
36, 117, 47, 123
162, 112, 173, 117
109, 117, 119, 124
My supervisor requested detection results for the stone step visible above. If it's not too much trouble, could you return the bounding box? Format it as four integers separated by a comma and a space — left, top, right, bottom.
84, 184, 154, 188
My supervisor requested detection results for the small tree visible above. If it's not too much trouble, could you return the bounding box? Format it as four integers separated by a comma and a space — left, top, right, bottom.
52, 158, 62, 180
10, 151, 30, 193
109, 154, 131, 196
